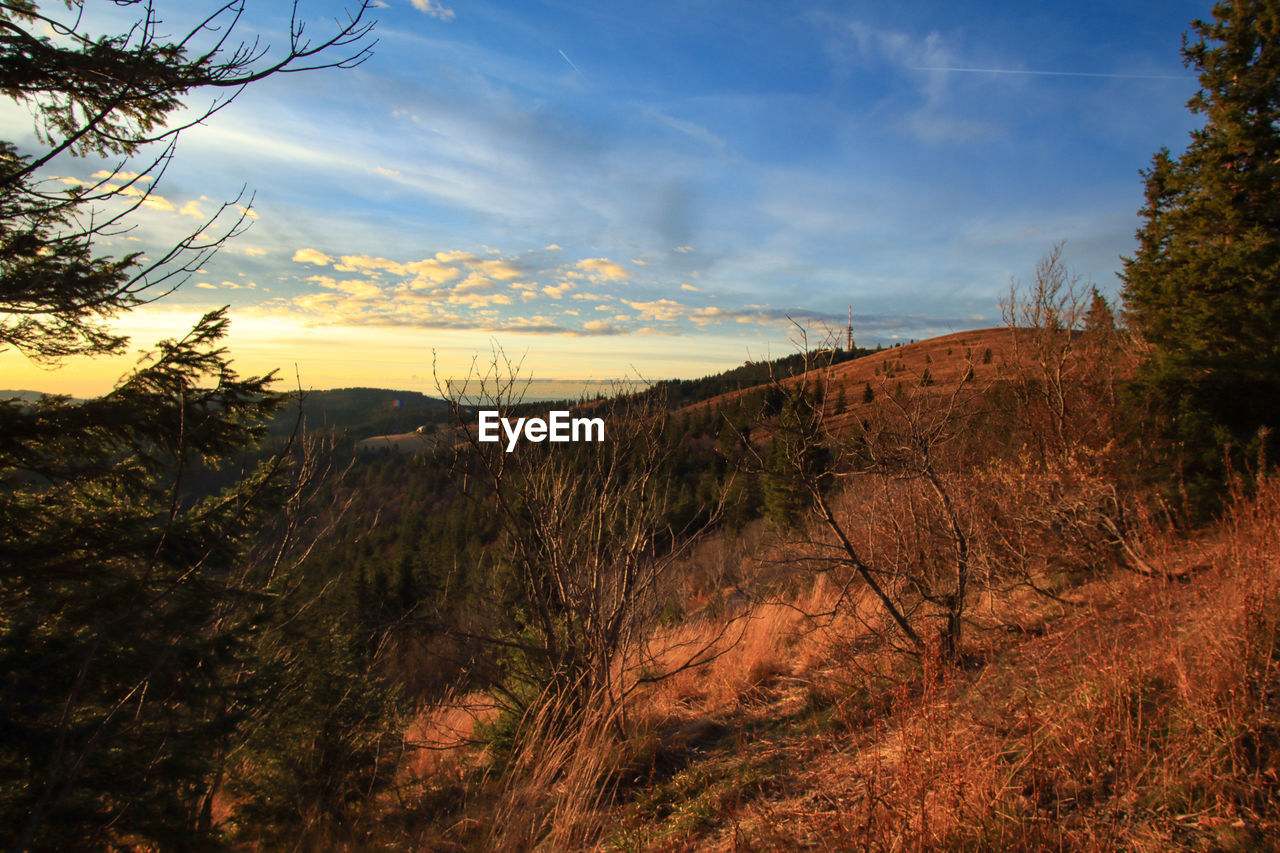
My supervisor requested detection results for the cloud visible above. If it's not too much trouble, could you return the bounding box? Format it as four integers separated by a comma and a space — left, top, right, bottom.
581, 319, 625, 335
90, 170, 153, 182
309, 276, 382, 299
411, 0, 455, 21
681, 283, 700, 291
473, 259, 523, 280
293, 248, 334, 265
376, 166, 401, 176
575, 257, 629, 282
451, 272, 495, 292
828, 19, 998, 143
242, 247, 268, 257
642, 108, 727, 154
542, 283, 572, 299
179, 200, 204, 218
545, 243, 562, 251
673, 245, 694, 253
625, 298, 687, 323
135, 191, 173, 212
328, 252, 525, 286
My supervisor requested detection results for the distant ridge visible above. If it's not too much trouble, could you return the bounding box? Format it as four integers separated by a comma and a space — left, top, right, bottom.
270, 386, 450, 439
0, 390, 86, 403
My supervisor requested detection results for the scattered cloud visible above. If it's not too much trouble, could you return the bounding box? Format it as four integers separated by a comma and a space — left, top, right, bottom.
828, 19, 998, 143
376, 166, 401, 176
242, 247, 268, 257
473, 259, 523, 280
625, 298, 686, 323
293, 248, 334, 265
681, 283, 700, 291
581, 319, 625, 335
575, 257, 629, 282
308, 275, 382, 299
90, 170, 152, 182
673, 245, 694, 253
411, 0, 455, 21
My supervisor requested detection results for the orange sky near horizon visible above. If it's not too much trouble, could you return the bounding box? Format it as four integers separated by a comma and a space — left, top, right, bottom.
0, 305, 778, 398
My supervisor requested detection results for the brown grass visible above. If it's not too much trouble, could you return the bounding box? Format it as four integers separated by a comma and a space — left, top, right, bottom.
629, 476, 1280, 852
387, 475, 1279, 853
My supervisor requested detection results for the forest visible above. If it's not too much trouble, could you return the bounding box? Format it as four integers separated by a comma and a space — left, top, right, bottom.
2, 0, 1279, 850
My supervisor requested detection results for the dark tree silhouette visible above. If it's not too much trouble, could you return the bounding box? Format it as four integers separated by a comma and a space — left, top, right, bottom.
0, 2, 376, 848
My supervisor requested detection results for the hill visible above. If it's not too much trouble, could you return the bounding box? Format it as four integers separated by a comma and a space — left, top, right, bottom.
681, 328, 1011, 417
268, 387, 450, 440
0, 389, 84, 404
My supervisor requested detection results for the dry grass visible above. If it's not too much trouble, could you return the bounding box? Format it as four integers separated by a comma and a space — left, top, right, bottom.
638, 476, 1280, 852
635, 583, 834, 719
390, 475, 1279, 853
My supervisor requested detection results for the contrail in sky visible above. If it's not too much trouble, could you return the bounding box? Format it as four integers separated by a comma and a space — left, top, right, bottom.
913, 66, 1190, 80
559, 49, 580, 73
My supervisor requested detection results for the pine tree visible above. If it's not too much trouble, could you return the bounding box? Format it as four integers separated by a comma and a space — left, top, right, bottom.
1121, 0, 1280, 487
0, 3, 374, 848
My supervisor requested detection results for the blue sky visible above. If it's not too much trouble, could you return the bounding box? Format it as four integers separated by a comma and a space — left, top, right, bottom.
4, 0, 1210, 393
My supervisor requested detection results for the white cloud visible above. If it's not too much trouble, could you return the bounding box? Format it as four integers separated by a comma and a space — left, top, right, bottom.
411, 0, 455, 21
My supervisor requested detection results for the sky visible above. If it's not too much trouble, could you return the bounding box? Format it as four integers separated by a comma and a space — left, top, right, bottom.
1, 0, 1211, 396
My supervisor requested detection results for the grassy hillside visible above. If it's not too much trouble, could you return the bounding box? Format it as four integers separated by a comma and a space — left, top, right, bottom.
385, 468, 1279, 853
220, 318, 1275, 852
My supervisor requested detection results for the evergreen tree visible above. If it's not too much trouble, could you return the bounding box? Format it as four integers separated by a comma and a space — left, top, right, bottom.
0, 3, 374, 848
1121, 0, 1280, 489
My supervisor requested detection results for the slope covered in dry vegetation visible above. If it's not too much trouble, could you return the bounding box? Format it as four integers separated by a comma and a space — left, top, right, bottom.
310, 254, 1276, 850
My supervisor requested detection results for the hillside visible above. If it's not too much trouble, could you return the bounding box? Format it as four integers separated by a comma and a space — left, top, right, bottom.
580, 486, 1280, 851
681, 328, 1012, 415
308, 316, 1280, 853
268, 387, 450, 441
394, 465, 1280, 853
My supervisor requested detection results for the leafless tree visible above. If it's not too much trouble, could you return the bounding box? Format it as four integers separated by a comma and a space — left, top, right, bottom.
734, 326, 981, 663
435, 351, 730, 730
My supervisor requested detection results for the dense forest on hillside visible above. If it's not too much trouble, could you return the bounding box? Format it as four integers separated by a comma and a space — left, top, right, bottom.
3, 1, 1280, 851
